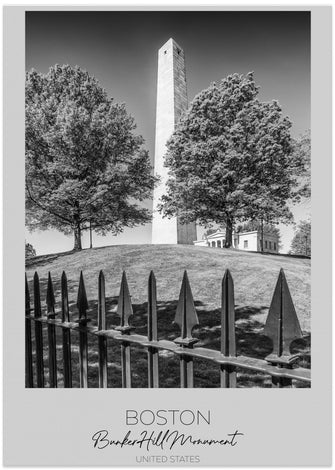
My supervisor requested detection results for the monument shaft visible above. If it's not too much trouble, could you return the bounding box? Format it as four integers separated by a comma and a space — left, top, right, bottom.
152, 38, 197, 244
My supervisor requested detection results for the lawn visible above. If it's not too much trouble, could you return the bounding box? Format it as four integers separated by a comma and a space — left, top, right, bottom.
26, 244, 311, 388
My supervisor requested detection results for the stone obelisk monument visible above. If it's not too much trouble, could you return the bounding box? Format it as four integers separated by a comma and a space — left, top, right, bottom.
152, 38, 197, 244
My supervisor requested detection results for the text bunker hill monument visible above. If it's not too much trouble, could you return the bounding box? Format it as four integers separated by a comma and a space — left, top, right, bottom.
152, 38, 197, 244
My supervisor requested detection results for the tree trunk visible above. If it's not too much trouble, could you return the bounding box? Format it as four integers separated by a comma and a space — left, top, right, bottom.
225, 218, 233, 248
89, 220, 93, 249
260, 219, 264, 252
73, 225, 82, 251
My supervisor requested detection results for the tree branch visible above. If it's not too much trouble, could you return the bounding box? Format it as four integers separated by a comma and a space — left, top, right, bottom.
26, 183, 73, 225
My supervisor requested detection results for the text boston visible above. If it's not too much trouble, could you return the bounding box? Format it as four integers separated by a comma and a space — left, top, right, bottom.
125, 409, 210, 426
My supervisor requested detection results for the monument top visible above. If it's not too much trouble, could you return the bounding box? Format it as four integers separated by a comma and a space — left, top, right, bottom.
159, 37, 183, 53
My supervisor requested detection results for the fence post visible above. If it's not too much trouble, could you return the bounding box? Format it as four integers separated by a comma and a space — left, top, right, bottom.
263, 269, 303, 388
46, 272, 57, 388
25, 274, 33, 387
147, 271, 159, 388
77, 271, 89, 388
61, 271, 72, 388
174, 271, 199, 388
33, 272, 44, 388
220, 269, 237, 388
98, 270, 108, 388
116, 271, 133, 388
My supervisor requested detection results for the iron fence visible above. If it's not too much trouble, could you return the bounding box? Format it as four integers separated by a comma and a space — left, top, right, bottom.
25, 268, 311, 388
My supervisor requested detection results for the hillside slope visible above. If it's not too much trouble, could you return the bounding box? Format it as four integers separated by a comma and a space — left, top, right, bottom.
26, 244, 310, 333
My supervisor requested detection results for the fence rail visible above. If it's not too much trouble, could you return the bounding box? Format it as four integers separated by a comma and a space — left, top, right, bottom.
25, 268, 311, 388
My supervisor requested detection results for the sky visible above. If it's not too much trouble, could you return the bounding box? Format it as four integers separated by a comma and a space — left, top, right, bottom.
25, 10, 311, 255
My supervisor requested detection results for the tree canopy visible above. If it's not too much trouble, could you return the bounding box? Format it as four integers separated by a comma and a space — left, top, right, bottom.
235, 220, 279, 234
25, 241, 36, 259
158, 72, 304, 246
292, 130, 311, 200
290, 220, 311, 256
26, 65, 157, 250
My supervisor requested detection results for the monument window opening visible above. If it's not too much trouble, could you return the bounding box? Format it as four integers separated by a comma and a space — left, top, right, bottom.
164, 50, 167, 55
211, 241, 215, 247
274, 242, 277, 251
244, 240, 248, 248
217, 240, 221, 248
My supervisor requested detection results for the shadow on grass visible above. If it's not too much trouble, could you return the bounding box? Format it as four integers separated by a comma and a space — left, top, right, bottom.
26, 249, 82, 269
27, 278, 311, 389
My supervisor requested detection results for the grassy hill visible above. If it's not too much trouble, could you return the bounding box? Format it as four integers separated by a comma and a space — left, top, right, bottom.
26, 245, 311, 388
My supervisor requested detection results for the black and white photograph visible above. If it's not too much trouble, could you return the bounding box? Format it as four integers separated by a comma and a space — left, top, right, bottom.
4, 4, 332, 466
24, 10, 312, 389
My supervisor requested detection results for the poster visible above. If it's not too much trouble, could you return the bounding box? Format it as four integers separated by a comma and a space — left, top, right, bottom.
3, 5, 331, 466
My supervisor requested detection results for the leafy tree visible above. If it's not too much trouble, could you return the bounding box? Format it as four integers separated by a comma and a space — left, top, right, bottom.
25, 241, 36, 259
292, 130, 311, 199
158, 73, 304, 247
26, 65, 157, 250
236, 220, 276, 234
290, 220, 311, 256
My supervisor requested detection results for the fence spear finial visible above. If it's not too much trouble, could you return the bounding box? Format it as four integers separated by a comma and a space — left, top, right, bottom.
77, 271, 88, 319
221, 269, 236, 357
46, 272, 56, 315
174, 271, 199, 342
148, 270, 157, 341
33, 271, 42, 318
116, 271, 133, 329
25, 273, 30, 314
263, 268, 303, 361
61, 271, 70, 322
98, 270, 106, 330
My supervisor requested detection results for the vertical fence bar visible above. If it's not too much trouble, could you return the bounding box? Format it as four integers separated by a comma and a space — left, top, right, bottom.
46, 272, 57, 388
116, 272, 133, 388
98, 270, 108, 388
179, 355, 195, 388
263, 269, 303, 388
33, 272, 44, 388
61, 271, 72, 388
77, 271, 89, 388
174, 271, 199, 388
121, 343, 131, 388
147, 271, 159, 388
25, 274, 33, 387
220, 269, 237, 388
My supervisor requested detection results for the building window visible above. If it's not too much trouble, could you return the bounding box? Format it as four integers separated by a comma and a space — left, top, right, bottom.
274, 242, 277, 251
217, 240, 221, 248
211, 241, 215, 247
269, 241, 272, 250
265, 240, 268, 249
244, 240, 248, 248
